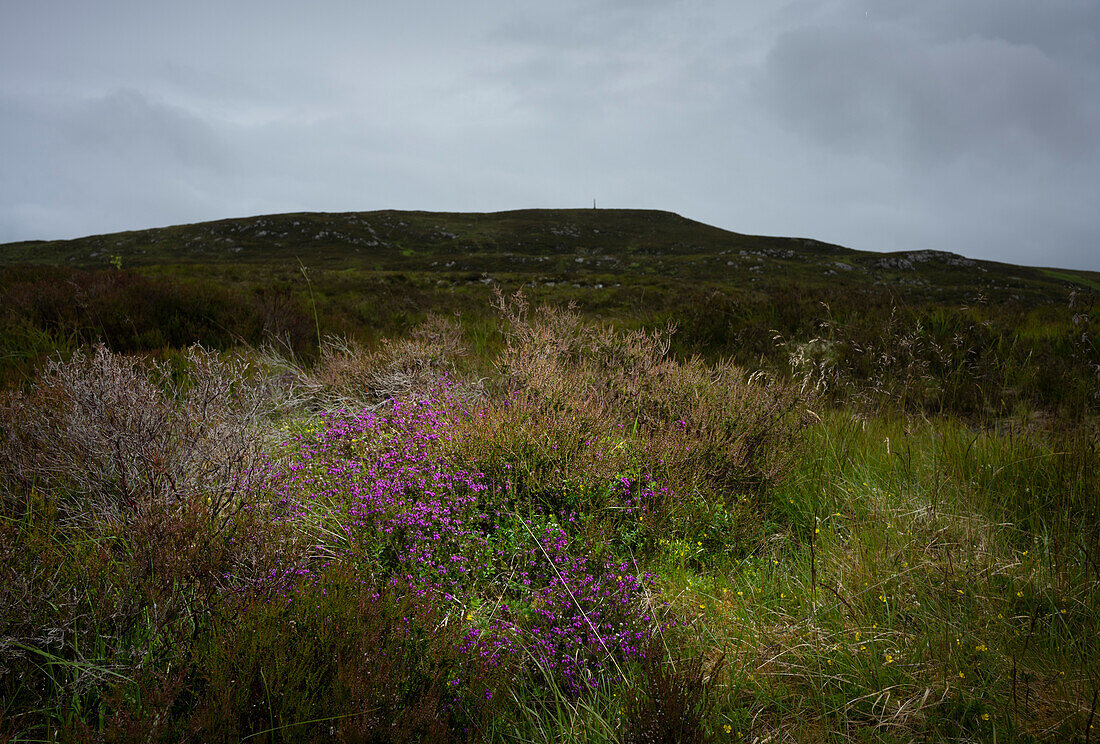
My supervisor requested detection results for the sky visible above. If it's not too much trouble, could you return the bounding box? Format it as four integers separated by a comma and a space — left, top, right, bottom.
2, 1, 1099, 271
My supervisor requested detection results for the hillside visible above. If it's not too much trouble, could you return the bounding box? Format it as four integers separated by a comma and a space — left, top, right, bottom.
2, 211, 1098, 741
4, 209, 1097, 301
2, 209, 1098, 418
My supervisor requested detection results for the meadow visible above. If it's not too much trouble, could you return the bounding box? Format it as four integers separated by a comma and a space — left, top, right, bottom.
1, 210, 1098, 741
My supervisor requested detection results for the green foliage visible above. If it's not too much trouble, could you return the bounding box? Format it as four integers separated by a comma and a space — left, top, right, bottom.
779, 298, 1100, 418
189, 568, 506, 743
4, 209, 1099, 418
699, 411, 1100, 740
444, 296, 810, 561
1, 295, 1098, 742
0, 265, 317, 384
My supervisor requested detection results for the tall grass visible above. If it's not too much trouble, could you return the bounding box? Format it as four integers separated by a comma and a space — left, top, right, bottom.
686, 412, 1100, 741
1, 300, 1096, 741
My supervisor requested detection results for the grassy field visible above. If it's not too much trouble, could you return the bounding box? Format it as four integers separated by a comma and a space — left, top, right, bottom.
1, 211, 1098, 741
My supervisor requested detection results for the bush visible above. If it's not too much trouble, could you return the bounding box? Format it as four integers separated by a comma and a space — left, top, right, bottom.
257, 314, 482, 412
446, 292, 811, 557
0, 345, 276, 528
190, 567, 509, 743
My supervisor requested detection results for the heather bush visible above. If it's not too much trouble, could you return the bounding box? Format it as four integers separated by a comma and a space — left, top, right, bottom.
495, 292, 808, 489
263, 313, 481, 412
0, 484, 300, 738
0, 344, 276, 528
267, 394, 659, 695
190, 566, 508, 743
446, 293, 811, 558
0, 345, 301, 737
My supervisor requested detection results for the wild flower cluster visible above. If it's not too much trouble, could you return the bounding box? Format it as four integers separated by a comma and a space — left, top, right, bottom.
266, 388, 659, 692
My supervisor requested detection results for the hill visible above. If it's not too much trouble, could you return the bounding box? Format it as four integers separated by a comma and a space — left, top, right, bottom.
2, 209, 1098, 417
4, 209, 1098, 302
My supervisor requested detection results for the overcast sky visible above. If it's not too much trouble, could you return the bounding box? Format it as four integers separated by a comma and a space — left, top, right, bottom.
2, 1, 1098, 270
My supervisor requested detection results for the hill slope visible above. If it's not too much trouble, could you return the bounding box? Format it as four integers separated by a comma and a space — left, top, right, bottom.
2, 209, 1098, 416
4, 208, 1097, 302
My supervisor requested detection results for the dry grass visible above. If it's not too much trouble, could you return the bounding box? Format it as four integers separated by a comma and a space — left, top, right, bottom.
0, 344, 276, 529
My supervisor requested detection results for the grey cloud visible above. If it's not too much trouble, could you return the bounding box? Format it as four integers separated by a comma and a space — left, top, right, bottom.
61, 89, 229, 169
757, 22, 1096, 163
742, 7, 1100, 267
853, 0, 1100, 68
0, 89, 233, 239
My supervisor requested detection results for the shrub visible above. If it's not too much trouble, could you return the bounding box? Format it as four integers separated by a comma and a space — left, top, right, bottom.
268, 395, 659, 695
0, 266, 318, 384
0, 469, 299, 739
258, 314, 481, 412
190, 568, 509, 743
446, 293, 811, 557
781, 298, 1100, 418
0, 344, 276, 528
493, 291, 808, 492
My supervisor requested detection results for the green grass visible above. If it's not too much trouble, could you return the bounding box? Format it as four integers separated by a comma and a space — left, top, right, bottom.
1, 212, 1099, 740
1040, 269, 1100, 292
668, 411, 1100, 740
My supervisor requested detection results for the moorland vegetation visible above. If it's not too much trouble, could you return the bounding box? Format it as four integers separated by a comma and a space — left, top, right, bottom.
1, 210, 1098, 741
